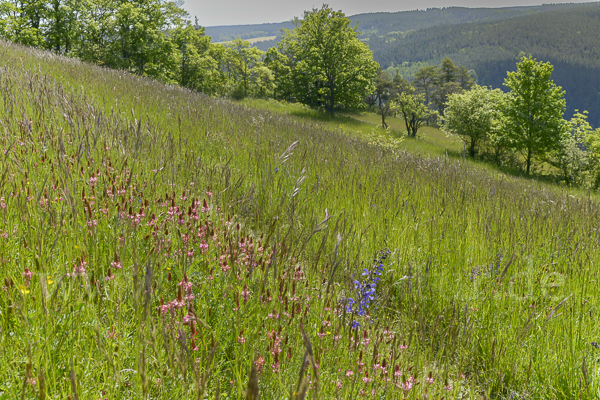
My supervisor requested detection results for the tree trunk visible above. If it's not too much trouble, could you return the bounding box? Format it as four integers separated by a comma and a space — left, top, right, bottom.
469, 139, 476, 158
379, 97, 387, 128
407, 115, 416, 138
526, 148, 532, 174
403, 114, 411, 137
328, 78, 335, 115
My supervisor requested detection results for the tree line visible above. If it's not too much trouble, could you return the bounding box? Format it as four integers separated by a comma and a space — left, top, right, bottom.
442, 56, 600, 187
369, 3, 600, 127
0, 1, 378, 106
376, 55, 600, 187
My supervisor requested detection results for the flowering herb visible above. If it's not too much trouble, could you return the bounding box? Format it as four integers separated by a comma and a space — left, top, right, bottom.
346, 249, 390, 328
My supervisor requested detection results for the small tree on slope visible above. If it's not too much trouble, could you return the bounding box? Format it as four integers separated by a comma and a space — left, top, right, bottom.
279, 5, 379, 115
500, 56, 568, 175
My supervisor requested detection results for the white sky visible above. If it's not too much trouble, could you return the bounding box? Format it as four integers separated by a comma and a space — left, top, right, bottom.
182, 0, 594, 26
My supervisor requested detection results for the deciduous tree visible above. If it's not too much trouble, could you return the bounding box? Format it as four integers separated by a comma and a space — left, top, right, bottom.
279, 5, 379, 114
224, 39, 264, 99
500, 56, 568, 174
368, 69, 409, 128
443, 84, 504, 157
392, 87, 438, 138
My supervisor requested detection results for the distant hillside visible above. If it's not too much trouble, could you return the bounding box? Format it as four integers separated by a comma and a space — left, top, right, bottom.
371, 3, 600, 126
204, 4, 578, 42
351, 4, 579, 35
203, 21, 295, 43
204, 3, 600, 125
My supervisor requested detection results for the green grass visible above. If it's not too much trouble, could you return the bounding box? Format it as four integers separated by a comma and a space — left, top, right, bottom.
238, 98, 465, 156
215, 36, 277, 45
1, 41, 600, 399
238, 98, 588, 190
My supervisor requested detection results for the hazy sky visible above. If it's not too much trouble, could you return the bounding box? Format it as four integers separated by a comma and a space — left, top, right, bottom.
182, 0, 593, 27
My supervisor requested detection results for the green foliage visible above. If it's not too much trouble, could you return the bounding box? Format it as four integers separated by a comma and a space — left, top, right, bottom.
576, 111, 600, 188
279, 5, 379, 114
366, 69, 409, 128
263, 47, 293, 100
171, 25, 225, 95
500, 56, 569, 174
413, 65, 438, 106
409, 58, 473, 119
443, 85, 504, 157
392, 88, 438, 138
223, 39, 265, 99
545, 111, 592, 186
369, 3, 600, 126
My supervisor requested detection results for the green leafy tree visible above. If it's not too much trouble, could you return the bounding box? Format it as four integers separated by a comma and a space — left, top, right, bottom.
264, 47, 293, 100
368, 69, 410, 128
443, 84, 504, 158
171, 24, 225, 95
223, 39, 264, 99
279, 5, 379, 114
392, 87, 438, 138
433, 81, 463, 117
46, 0, 87, 52
546, 111, 590, 186
72, 0, 116, 63
111, 0, 182, 81
575, 111, 600, 189
252, 65, 275, 98
0, 0, 45, 46
500, 56, 569, 174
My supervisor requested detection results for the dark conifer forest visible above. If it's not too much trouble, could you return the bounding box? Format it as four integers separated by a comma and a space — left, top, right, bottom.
368, 4, 600, 126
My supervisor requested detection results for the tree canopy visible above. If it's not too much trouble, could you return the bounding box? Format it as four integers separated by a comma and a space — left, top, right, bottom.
392, 87, 438, 138
500, 56, 568, 174
443, 85, 504, 158
279, 5, 379, 114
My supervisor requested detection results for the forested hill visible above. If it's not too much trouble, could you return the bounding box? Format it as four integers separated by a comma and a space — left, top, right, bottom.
350, 4, 578, 35
204, 4, 576, 42
202, 21, 295, 43
370, 3, 600, 126
205, 3, 600, 125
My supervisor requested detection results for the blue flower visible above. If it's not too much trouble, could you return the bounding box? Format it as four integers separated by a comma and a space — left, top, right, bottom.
346, 249, 390, 329
346, 298, 355, 312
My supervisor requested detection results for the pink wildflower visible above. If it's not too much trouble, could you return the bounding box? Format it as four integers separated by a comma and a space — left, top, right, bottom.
22, 268, 33, 283
255, 356, 265, 374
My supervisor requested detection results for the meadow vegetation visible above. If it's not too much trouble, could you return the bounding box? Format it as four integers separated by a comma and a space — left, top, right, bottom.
2, 38, 600, 400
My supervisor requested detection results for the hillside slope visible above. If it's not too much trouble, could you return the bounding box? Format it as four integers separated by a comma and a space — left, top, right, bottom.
204, 4, 579, 42
2, 41, 600, 398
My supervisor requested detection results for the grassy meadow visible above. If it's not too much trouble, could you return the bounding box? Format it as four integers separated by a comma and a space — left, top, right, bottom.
1, 40, 600, 399
215, 36, 278, 45
238, 98, 465, 158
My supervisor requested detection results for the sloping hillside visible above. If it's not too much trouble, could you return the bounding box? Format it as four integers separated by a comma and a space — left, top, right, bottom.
204, 4, 578, 42
2, 40, 600, 398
